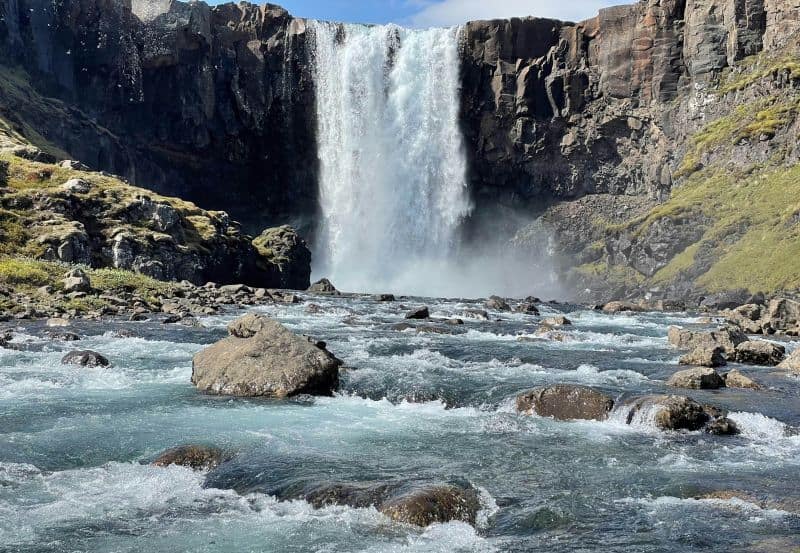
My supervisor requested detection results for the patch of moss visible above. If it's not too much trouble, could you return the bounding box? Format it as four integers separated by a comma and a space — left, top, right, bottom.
90, 267, 176, 300
719, 56, 800, 95
0, 257, 61, 287
651, 243, 700, 284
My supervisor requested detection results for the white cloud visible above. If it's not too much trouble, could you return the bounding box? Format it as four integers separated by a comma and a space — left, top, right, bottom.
408, 0, 623, 28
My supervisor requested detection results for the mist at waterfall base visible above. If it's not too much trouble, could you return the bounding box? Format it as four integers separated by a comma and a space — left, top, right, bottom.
308, 21, 560, 299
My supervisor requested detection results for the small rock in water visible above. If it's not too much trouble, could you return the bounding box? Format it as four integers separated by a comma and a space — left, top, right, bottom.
44, 330, 80, 341
151, 445, 225, 470
374, 294, 395, 302
734, 340, 785, 366
405, 307, 429, 320
706, 417, 740, 436
777, 349, 800, 373
61, 350, 110, 367
667, 367, 726, 389
485, 295, 511, 312
541, 316, 572, 327
378, 485, 480, 527
516, 385, 615, 421
620, 395, 735, 433
679, 345, 727, 368
515, 302, 540, 315
601, 301, 644, 313
308, 278, 339, 294
723, 369, 762, 390
462, 309, 489, 321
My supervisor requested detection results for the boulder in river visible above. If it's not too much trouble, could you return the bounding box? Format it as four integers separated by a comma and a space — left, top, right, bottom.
308, 278, 339, 294
667, 367, 726, 389
485, 295, 511, 312
679, 345, 727, 368
777, 349, 800, 373
61, 350, 110, 367
541, 316, 572, 327
627, 395, 711, 431
667, 326, 746, 355
734, 340, 785, 366
405, 306, 430, 320
378, 485, 480, 527
151, 445, 225, 470
723, 369, 762, 390
192, 314, 342, 398
515, 302, 540, 315
516, 385, 615, 421
601, 301, 645, 313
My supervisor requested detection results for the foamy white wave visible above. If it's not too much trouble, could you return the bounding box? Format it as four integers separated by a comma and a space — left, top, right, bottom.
616, 495, 791, 518
728, 412, 791, 441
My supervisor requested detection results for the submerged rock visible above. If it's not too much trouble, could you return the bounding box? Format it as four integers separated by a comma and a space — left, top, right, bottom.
378, 485, 480, 527
734, 340, 785, 366
61, 350, 110, 367
516, 385, 615, 421
151, 445, 225, 470
192, 314, 341, 398
405, 307, 430, 320
667, 367, 726, 389
679, 345, 727, 368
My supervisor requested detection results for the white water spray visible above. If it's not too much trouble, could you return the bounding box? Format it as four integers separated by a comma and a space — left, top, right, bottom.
309, 21, 473, 296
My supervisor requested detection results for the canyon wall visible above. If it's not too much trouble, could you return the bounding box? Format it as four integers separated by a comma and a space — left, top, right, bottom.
0, 0, 799, 298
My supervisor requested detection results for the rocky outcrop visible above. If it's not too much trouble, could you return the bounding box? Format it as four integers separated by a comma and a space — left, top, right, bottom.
0, 151, 311, 288
0, 0, 317, 233
191, 314, 342, 397
778, 348, 800, 372
516, 385, 615, 420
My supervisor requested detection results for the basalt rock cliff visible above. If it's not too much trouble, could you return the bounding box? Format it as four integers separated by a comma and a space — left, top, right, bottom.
1, 0, 799, 300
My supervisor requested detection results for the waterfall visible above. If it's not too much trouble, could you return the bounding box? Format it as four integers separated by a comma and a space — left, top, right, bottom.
309, 21, 472, 296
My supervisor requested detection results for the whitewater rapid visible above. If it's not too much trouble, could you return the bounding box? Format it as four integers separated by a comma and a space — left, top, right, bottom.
309, 22, 472, 295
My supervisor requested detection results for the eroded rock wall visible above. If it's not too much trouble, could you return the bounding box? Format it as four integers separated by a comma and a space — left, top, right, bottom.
0, 0, 317, 233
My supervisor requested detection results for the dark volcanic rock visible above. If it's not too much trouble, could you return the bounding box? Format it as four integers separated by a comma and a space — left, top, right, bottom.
405, 307, 430, 320
516, 385, 615, 421
61, 350, 110, 367
192, 314, 341, 397
621, 395, 734, 432
151, 445, 225, 470
253, 226, 312, 290
485, 296, 511, 312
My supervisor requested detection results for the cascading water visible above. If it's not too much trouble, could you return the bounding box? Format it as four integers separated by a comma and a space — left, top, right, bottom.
309, 21, 473, 296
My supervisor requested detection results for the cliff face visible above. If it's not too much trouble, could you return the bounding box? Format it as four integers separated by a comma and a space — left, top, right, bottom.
460, 0, 799, 206
0, 0, 317, 233
0, 0, 799, 299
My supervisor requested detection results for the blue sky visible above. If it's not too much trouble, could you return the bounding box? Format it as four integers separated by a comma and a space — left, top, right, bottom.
211, 1, 625, 27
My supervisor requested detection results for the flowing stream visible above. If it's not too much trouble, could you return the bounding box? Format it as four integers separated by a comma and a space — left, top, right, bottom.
309, 22, 472, 295
2, 298, 800, 551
